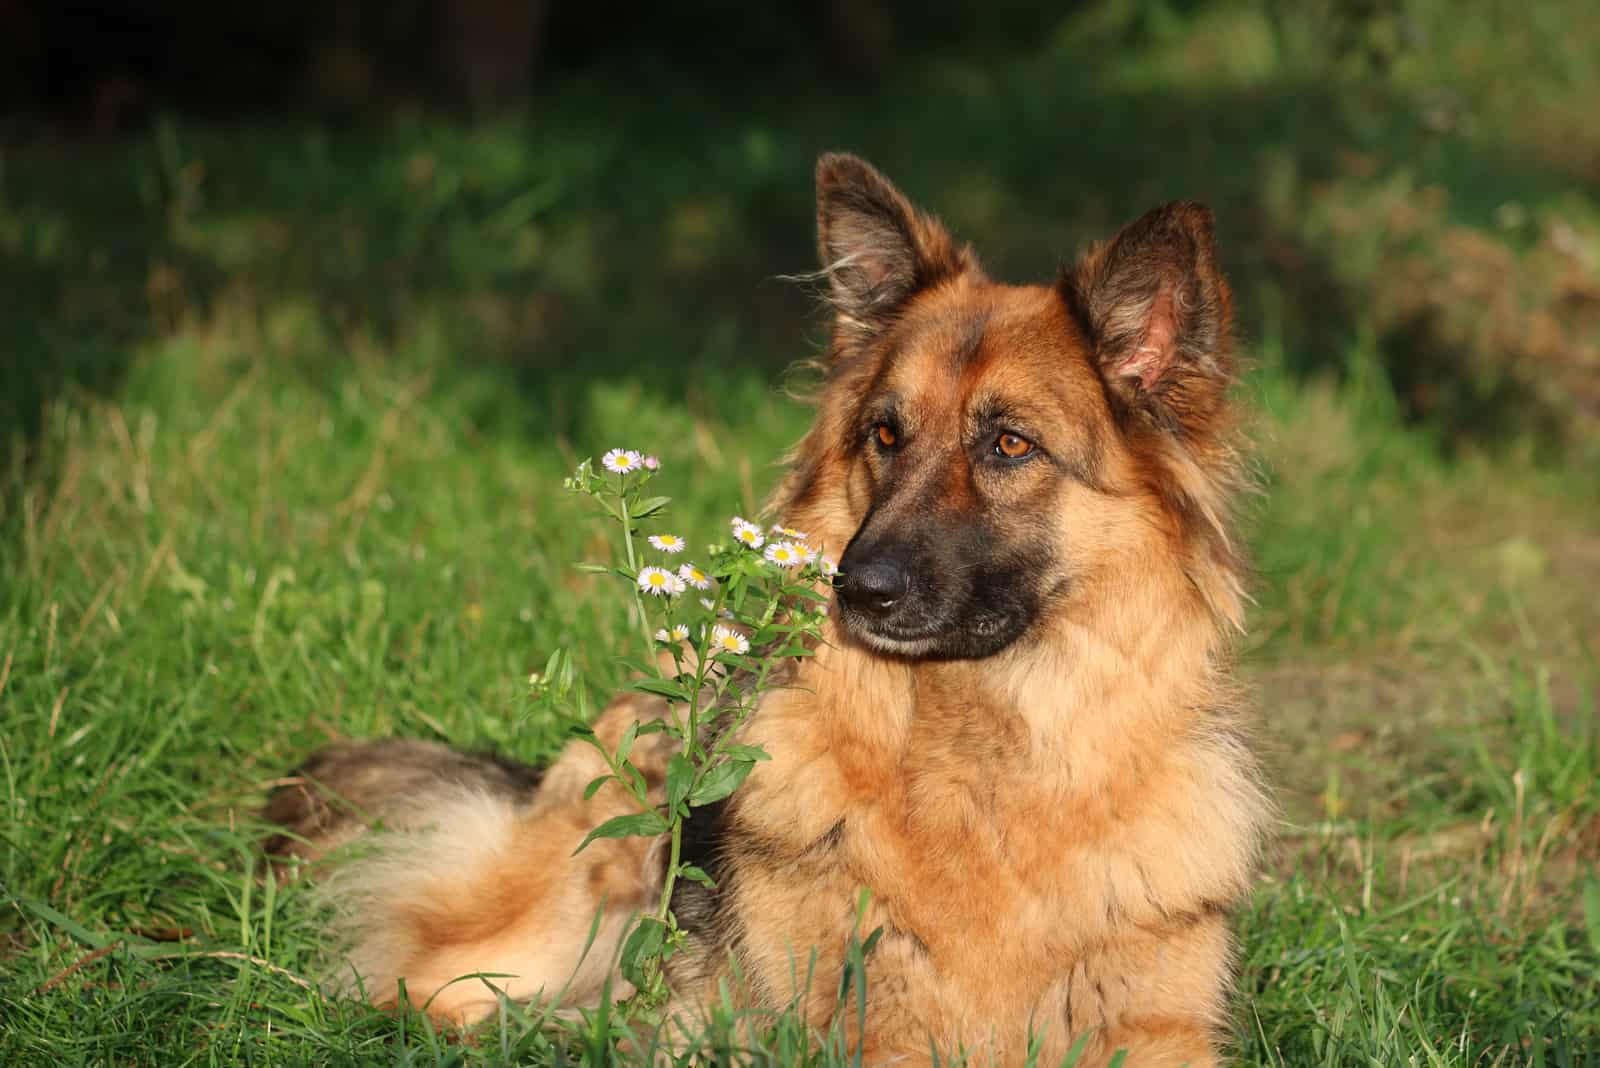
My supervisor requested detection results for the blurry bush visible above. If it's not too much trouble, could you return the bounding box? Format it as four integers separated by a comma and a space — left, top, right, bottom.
1270, 169, 1600, 448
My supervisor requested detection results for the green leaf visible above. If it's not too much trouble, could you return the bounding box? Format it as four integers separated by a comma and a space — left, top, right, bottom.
1057, 1032, 1095, 1068
721, 743, 771, 763
544, 648, 575, 694
631, 677, 690, 702
619, 916, 667, 988
582, 774, 611, 800
632, 496, 672, 518
616, 720, 638, 764
678, 864, 716, 889
573, 811, 667, 854
1584, 878, 1600, 955
689, 758, 756, 806
623, 761, 648, 798
15, 896, 116, 949
665, 754, 695, 812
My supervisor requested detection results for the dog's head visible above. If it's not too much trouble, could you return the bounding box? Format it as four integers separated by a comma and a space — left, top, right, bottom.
779, 154, 1244, 661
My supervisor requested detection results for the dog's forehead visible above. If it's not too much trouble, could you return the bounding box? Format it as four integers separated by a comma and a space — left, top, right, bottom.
881, 283, 1104, 419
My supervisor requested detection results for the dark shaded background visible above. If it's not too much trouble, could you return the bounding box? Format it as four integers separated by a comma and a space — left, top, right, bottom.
4, 0, 1598, 477
4, 0, 1063, 127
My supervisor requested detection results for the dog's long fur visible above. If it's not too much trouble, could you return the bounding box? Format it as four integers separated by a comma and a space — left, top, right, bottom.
264, 154, 1269, 1066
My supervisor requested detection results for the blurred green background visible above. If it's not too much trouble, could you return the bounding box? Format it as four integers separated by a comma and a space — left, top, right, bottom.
2, 1, 1598, 1063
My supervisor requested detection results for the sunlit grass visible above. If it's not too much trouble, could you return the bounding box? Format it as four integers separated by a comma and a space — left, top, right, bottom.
3, 1, 1599, 1062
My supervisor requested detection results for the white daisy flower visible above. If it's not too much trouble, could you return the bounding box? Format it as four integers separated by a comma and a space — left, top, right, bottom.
764, 541, 803, 567
794, 543, 818, 564
769, 524, 808, 540
677, 563, 713, 590
637, 565, 683, 597
642, 455, 661, 470
709, 624, 749, 656
818, 555, 839, 578
655, 624, 690, 643
648, 533, 686, 554
731, 517, 765, 549
602, 449, 643, 474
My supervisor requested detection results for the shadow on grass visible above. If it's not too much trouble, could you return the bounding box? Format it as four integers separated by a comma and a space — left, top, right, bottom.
3, 26, 1588, 488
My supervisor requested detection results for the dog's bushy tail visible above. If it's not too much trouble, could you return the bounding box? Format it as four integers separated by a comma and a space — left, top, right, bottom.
260, 696, 675, 1024
262, 739, 544, 873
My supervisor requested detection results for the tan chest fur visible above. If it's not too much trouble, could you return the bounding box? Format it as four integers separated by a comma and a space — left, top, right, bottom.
705, 593, 1264, 1061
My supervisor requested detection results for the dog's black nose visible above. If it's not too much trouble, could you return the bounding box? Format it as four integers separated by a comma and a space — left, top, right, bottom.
836, 558, 909, 616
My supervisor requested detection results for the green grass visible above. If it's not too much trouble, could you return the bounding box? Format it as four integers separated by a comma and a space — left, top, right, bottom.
4, 1, 1600, 1063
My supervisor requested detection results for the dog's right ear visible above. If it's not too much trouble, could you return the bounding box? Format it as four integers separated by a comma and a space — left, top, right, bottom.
1062, 202, 1234, 441
815, 153, 974, 351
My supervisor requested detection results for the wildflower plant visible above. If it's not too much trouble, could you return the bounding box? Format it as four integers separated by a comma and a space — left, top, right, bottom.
556, 450, 831, 1005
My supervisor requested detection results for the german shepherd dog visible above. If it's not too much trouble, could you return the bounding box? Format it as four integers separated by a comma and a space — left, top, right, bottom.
264, 154, 1268, 1066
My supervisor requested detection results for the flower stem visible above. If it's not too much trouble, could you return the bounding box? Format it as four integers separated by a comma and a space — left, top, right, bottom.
656, 813, 682, 922
616, 483, 656, 661
655, 613, 712, 923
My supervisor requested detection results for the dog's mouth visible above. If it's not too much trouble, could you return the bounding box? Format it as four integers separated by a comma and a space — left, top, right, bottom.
840, 612, 944, 656
835, 600, 1027, 661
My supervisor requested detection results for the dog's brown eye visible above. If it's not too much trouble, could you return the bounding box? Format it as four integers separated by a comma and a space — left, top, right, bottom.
995, 433, 1033, 459
875, 424, 897, 448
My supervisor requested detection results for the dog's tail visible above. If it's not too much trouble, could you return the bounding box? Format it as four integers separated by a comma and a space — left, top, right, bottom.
262, 739, 545, 869
261, 694, 675, 1024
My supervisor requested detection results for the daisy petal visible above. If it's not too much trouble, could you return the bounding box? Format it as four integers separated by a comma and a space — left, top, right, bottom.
710, 624, 750, 656
637, 565, 678, 597
678, 563, 713, 591
763, 540, 803, 567
602, 448, 644, 474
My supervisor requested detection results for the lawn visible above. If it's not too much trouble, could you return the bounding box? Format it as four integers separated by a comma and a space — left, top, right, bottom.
3, 3, 1599, 1064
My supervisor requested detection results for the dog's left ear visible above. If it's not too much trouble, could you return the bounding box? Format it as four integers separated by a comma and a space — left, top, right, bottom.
1062, 202, 1233, 437
815, 153, 975, 351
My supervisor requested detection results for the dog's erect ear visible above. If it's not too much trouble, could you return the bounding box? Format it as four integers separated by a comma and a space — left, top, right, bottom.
815, 153, 974, 348
1063, 202, 1233, 436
